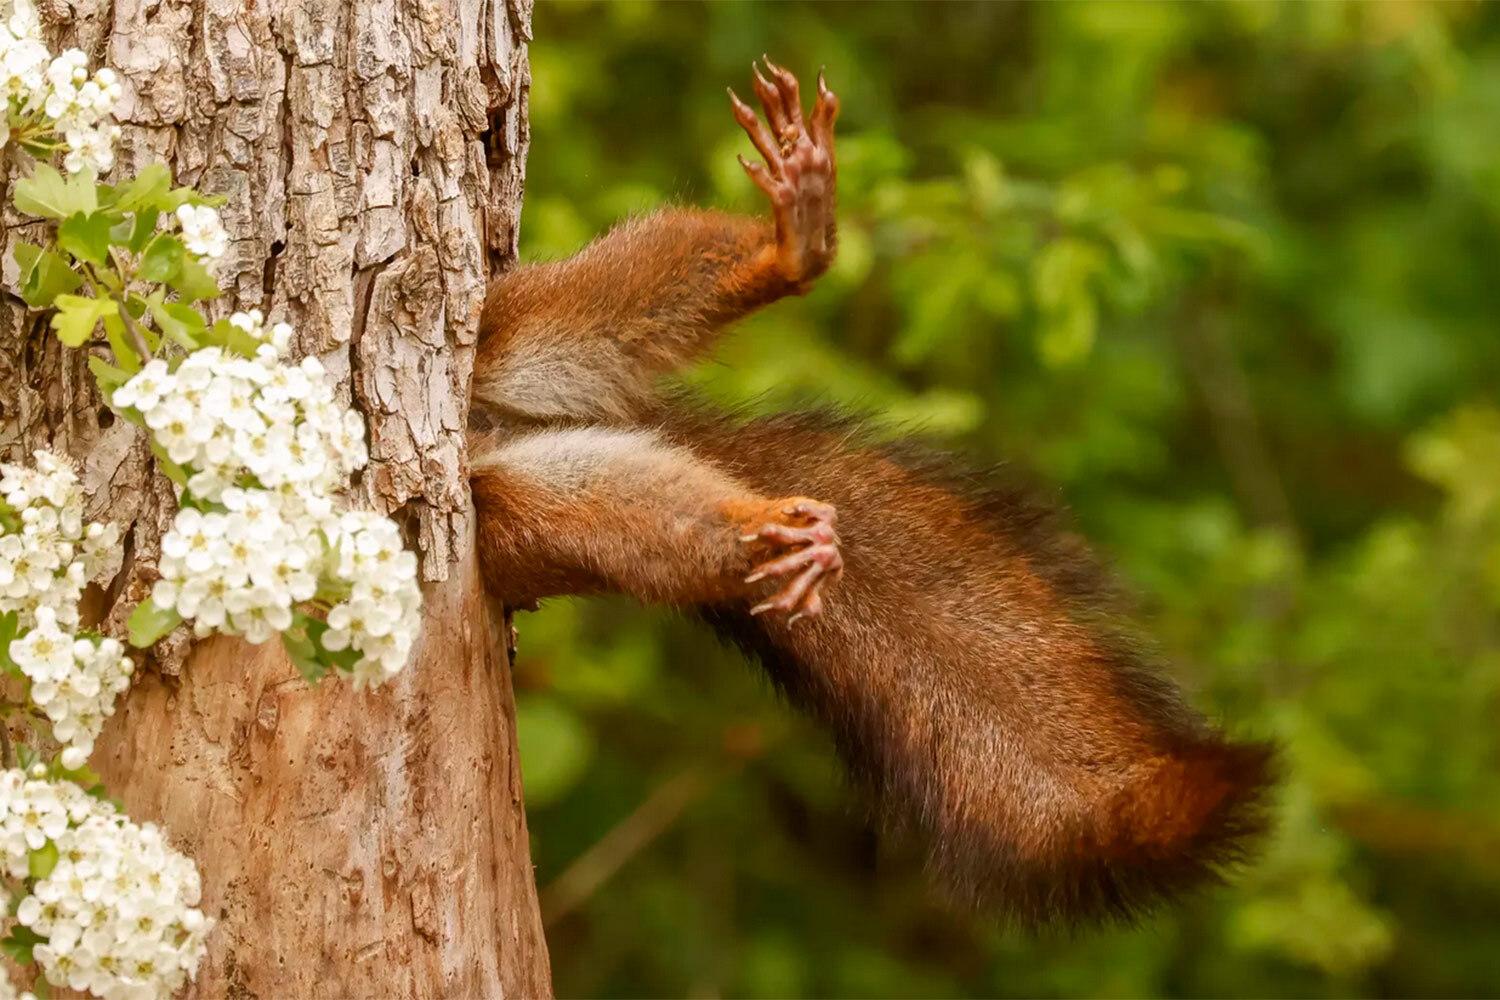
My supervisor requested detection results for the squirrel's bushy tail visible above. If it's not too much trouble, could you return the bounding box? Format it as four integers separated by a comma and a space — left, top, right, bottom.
662, 405, 1275, 925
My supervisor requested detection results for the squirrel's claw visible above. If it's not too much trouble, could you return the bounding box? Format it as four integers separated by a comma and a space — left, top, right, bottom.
750, 63, 790, 140
743, 497, 843, 621
759, 55, 804, 130
731, 59, 838, 285
728, 87, 781, 171
809, 70, 840, 150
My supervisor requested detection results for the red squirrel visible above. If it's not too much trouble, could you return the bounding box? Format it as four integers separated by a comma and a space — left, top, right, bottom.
469, 60, 1274, 926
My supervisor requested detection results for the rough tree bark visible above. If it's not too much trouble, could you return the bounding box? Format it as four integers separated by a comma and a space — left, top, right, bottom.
0, 0, 551, 996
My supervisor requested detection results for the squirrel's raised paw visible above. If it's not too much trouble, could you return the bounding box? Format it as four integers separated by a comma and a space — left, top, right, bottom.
740, 498, 843, 623
727, 58, 839, 286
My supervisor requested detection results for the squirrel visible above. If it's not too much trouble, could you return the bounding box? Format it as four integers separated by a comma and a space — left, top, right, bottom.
467, 59, 1274, 927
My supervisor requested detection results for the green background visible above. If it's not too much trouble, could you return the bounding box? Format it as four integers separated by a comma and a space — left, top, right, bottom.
510, 2, 1500, 996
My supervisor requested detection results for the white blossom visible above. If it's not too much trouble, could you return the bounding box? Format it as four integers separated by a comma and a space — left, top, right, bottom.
174, 204, 227, 260
322, 511, 422, 689
0, 451, 121, 631
112, 332, 420, 685
0, 772, 209, 1000
108, 359, 171, 414
0, 451, 132, 763
0, 7, 121, 174
114, 344, 367, 507
9, 606, 73, 679
21, 627, 132, 762
152, 493, 312, 646
62, 122, 120, 175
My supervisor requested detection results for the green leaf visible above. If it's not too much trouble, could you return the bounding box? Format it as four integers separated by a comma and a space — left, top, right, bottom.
101, 312, 142, 372
0, 610, 17, 674
147, 298, 207, 349
12, 163, 97, 219
281, 611, 362, 682
56, 210, 116, 267
49, 294, 113, 348
0, 924, 44, 965
123, 292, 150, 322
123, 207, 160, 254
13, 241, 40, 279
56, 761, 102, 788
138, 234, 184, 283
102, 162, 171, 213
126, 598, 182, 648
27, 840, 57, 880
281, 623, 329, 684
88, 353, 132, 393
147, 439, 189, 486
170, 254, 221, 302
159, 185, 224, 213
204, 317, 264, 358
304, 616, 362, 672
15, 245, 81, 308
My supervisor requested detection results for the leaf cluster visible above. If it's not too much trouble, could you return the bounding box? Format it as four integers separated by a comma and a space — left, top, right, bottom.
12, 163, 221, 375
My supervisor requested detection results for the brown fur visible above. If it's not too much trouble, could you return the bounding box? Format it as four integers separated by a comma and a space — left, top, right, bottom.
474, 210, 788, 425
466, 63, 1273, 927
471, 424, 838, 613
661, 405, 1274, 923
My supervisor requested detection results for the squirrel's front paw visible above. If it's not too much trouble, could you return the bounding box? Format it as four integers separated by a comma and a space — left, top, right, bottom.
727, 58, 839, 286
739, 498, 843, 623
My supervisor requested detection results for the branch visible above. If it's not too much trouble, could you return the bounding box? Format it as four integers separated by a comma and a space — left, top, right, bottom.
540, 766, 714, 927
1177, 294, 1299, 543
78, 265, 152, 364
112, 297, 153, 364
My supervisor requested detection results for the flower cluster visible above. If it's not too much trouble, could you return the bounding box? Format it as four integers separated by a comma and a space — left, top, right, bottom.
113, 313, 420, 685
174, 204, 227, 262
0, 452, 120, 632
43, 51, 121, 175
0, 771, 209, 999
0, 454, 131, 762
0, 0, 121, 173
0, 7, 438, 996
113, 340, 366, 503
323, 512, 421, 688
0, 0, 44, 96
9, 609, 132, 768
151, 491, 323, 645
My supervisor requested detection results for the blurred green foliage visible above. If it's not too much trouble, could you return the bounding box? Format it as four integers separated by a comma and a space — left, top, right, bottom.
510, 2, 1500, 996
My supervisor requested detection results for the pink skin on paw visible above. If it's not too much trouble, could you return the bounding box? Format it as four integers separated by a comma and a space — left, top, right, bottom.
726, 58, 840, 286
741, 500, 843, 623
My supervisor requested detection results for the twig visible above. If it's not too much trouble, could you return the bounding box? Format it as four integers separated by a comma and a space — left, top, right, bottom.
108, 297, 154, 363
540, 766, 715, 927
106, 252, 154, 362
78, 265, 153, 364
1178, 296, 1299, 542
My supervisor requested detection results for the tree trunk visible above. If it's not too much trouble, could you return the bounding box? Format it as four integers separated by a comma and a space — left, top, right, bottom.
0, 0, 551, 996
